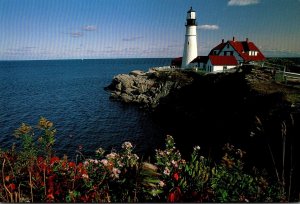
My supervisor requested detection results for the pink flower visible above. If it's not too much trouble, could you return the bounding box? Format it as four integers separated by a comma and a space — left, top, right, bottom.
101, 159, 108, 166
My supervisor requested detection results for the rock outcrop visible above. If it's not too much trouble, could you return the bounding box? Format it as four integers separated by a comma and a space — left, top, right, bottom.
105, 68, 194, 108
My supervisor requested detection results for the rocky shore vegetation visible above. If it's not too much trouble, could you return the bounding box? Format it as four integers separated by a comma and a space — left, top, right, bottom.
0, 118, 286, 202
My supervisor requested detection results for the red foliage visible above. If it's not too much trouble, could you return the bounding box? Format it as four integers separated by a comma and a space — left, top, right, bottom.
69, 161, 76, 168
50, 156, 60, 165
168, 192, 175, 202
8, 183, 16, 191
173, 172, 179, 181
168, 187, 181, 202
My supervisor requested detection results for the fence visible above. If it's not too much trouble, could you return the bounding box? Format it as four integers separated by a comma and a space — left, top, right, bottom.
256, 61, 300, 85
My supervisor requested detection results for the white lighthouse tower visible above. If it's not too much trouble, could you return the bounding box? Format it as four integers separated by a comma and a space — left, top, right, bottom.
181, 7, 198, 68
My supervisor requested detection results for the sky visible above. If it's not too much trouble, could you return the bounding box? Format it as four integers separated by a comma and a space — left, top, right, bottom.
0, 0, 300, 60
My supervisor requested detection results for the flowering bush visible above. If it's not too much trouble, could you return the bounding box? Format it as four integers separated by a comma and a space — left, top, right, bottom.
0, 118, 286, 202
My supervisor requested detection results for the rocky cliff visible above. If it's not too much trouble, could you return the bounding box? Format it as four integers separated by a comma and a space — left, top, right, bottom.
105, 68, 194, 108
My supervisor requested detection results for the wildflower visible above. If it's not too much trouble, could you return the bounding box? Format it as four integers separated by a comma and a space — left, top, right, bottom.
106, 152, 118, 160
111, 167, 121, 179
163, 167, 170, 176
93, 159, 99, 164
171, 160, 178, 168
200, 156, 205, 160
95, 147, 105, 156
101, 159, 109, 166
83, 161, 89, 167
14, 123, 32, 137
122, 141, 133, 149
82, 174, 89, 179
38, 117, 53, 129
158, 150, 165, 156
194, 146, 200, 151
159, 180, 165, 187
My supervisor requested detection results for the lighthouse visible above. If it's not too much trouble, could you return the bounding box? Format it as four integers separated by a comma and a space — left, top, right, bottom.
181, 7, 198, 68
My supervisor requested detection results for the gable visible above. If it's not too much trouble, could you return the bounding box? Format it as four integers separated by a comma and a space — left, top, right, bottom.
210, 38, 266, 62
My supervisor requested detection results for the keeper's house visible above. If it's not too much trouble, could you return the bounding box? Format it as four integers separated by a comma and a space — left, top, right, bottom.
172, 37, 266, 72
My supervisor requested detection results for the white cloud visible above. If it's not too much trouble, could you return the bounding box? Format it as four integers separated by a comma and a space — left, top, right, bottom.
82, 25, 97, 31
122, 36, 144, 42
228, 0, 259, 6
70, 32, 83, 38
197, 25, 219, 30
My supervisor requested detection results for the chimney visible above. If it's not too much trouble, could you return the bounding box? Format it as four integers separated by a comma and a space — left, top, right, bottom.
246, 38, 249, 42
222, 39, 224, 43
233, 36, 235, 42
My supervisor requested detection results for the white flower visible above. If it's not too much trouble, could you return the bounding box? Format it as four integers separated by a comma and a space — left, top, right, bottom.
194, 146, 201, 151
122, 141, 133, 149
83, 161, 89, 166
163, 167, 170, 176
82, 174, 89, 179
133, 154, 139, 160
171, 160, 178, 168
159, 180, 165, 187
106, 152, 118, 160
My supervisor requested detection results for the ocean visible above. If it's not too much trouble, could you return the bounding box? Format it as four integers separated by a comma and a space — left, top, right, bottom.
0, 58, 171, 159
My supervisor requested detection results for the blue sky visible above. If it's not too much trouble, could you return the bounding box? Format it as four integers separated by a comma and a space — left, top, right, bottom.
0, 0, 300, 60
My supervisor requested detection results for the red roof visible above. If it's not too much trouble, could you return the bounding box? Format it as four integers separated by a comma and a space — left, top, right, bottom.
209, 38, 266, 62
209, 55, 238, 66
209, 42, 225, 55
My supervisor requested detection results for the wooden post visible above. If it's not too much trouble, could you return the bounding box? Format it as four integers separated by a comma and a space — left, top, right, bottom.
284, 65, 287, 85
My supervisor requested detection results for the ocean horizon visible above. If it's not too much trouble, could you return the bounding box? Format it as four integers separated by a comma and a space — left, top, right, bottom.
0, 58, 172, 159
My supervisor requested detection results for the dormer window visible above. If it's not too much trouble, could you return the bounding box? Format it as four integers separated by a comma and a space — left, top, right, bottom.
248, 51, 258, 56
